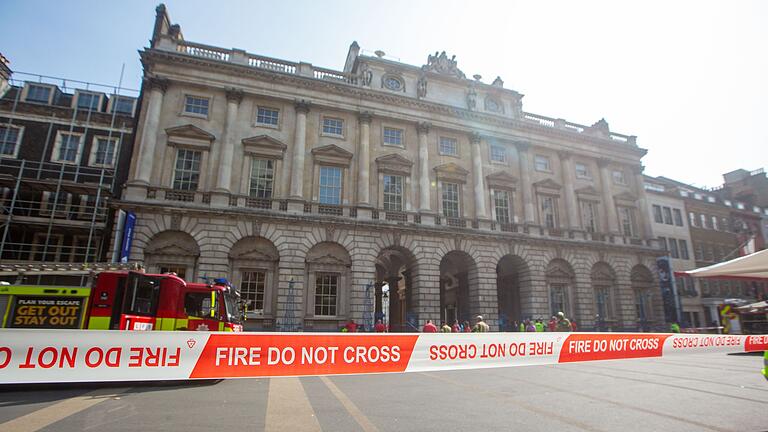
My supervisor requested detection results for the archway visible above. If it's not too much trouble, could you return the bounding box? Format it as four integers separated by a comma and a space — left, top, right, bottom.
546, 258, 575, 319
631, 264, 655, 331
304, 242, 351, 331
591, 262, 617, 331
228, 236, 279, 329
440, 251, 477, 328
144, 230, 200, 280
375, 246, 417, 332
496, 254, 528, 331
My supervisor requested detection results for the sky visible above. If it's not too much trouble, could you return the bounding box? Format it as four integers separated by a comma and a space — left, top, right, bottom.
2, 0, 766, 188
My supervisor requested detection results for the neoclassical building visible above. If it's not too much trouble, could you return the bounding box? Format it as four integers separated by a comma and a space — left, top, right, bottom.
117, 5, 663, 331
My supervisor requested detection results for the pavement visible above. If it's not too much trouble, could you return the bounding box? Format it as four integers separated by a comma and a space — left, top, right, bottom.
0, 352, 766, 432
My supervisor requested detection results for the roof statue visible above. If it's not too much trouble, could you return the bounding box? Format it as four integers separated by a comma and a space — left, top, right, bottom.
422, 51, 466, 79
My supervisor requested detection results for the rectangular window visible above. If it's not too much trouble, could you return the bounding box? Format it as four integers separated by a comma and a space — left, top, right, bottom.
612, 170, 626, 185
663, 207, 673, 225
184, 292, 216, 318
256, 107, 279, 126
595, 286, 610, 319
658, 236, 668, 251
580, 200, 598, 233
77, 92, 101, 111
92, 137, 117, 166
540, 195, 558, 229
241, 271, 266, 315
575, 163, 590, 179
550, 284, 568, 316
534, 155, 551, 172
652, 205, 663, 223
439, 137, 458, 156
173, 149, 202, 191
318, 166, 342, 205
635, 290, 651, 321
669, 238, 680, 259
0, 125, 21, 156
322, 117, 344, 136
57, 133, 81, 162
694, 243, 703, 261
689, 212, 698, 227
314, 273, 338, 316
442, 182, 460, 218
383, 175, 404, 211
249, 158, 274, 199
618, 206, 635, 237
490, 144, 506, 163
184, 95, 209, 116
679, 239, 690, 260
711, 216, 719, 230
700, 214, 707, 228
673, 208, 683, 226
494, 190, 511, 224
704, 244, 713, 262
721, 217, 729, 231
26, 84, 51, 103
112, 96, 135, 115
383, 127, 403, 146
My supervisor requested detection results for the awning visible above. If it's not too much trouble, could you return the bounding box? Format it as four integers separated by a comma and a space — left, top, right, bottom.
736, 300, 768, 313
680, 249, 768, 279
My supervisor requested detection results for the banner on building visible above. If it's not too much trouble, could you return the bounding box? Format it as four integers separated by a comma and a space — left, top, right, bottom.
0, 330, 765, 384
656, 256, 680, 324
111, 210, 127, 263
119, 211, 136, 263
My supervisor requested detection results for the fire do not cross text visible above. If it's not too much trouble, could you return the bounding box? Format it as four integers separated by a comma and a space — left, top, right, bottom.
215, 345, 402, 367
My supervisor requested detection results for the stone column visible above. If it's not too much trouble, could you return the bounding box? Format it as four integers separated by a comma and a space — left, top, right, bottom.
516, 141, 535, 224
417, 122, 431, 212
598, 158, 619, 234
470, 132, 487, 218
289, 101, 310, 200
632, 164, 652, 240
357, 112, 372, 207
134, 77, 168, 185
558, 151, 580, 229
213, 88, 243, 201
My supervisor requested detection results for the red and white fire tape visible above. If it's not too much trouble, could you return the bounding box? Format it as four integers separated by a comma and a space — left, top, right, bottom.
0, 330, 766, 384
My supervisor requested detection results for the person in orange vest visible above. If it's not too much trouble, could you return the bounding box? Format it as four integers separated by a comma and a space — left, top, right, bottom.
344, 319, 358, 333
422, 319, 438, 333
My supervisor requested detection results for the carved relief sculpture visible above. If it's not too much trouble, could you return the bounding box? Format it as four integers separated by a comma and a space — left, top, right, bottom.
417, 75, 428, 98
422, 51, 466, 79
466, 87, 477, 111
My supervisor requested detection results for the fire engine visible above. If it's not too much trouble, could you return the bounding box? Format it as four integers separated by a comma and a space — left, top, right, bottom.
0, 263, 243, 332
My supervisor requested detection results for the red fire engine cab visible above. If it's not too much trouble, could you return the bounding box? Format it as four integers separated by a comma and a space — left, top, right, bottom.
86, 271, 243, 332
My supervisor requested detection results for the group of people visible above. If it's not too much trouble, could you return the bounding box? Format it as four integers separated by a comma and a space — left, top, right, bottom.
513, 312, 576, 332
422, 315, 490, 333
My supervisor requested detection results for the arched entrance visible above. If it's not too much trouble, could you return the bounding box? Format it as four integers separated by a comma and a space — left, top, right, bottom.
144, 230, 200, 280
440, 251, 477, 328
375, 247, 417, 332
631, 264, 655, 331
496, 255, 528, 331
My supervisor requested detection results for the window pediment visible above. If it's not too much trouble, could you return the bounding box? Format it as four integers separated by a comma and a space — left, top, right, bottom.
486, 171, 517, 190
434, 162, 469, 183
312, 144, 353, 167
166, 124, 215, 150
242, 135, 287, 159
145, 243, 199, 257
309, 253, 351, 267
533, 178, 562, 194
376, 153, 413, 176
614, 191, 638, 205
576, 185, 601, 199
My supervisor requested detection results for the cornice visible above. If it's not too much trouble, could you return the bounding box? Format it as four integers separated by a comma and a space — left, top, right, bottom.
142, 49, 647, 158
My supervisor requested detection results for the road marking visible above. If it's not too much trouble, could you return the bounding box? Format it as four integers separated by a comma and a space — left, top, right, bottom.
0, 388, 128, 432
265, 377, 321, 432
320, 376, 379, 432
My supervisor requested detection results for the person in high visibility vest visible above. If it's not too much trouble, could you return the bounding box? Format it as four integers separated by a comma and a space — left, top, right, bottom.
670, 322, 681, 333
763, 351, 767, 382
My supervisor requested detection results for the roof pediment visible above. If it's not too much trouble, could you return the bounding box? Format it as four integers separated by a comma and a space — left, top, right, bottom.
311, 144, 353, 166
533, 178, 562, 190
242, 135, 287, 159
165, 124, 215, 141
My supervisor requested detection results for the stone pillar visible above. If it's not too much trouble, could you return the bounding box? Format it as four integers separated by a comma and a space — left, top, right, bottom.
357, 112, 372, 206
470, 132, 487, 218
213, 88, 243, 202
598, 158, 619, 234
289, 101, 310, 199
417, 122, 431, 212
516, 141, 535, 224
558, 151, 580, 229
632, 164, 652, 240
134, 77, 168, 185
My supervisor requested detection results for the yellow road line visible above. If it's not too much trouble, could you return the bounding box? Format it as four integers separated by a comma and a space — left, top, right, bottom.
265, 377, 321, 432
0, 387, 128, 432
320, 376, 379, 432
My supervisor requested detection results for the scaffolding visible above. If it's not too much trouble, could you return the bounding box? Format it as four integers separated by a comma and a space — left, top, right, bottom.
0, 70, 139, 286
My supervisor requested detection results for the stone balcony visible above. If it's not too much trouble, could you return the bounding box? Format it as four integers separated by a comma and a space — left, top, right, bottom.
137, 185, 658, 249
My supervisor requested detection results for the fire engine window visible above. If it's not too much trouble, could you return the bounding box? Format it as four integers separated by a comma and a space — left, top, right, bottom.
184, 292, 214, 318
126, 274, 160, 316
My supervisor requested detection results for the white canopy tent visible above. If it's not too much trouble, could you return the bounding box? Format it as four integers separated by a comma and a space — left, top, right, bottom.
681, 249, 768, 280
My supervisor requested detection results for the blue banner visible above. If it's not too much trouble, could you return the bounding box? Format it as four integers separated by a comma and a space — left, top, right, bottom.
119, 211, 136, 263
656, 256, 681, 324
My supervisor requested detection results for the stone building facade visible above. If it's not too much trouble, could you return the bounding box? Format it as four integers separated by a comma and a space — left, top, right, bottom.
117, 5, 664, 331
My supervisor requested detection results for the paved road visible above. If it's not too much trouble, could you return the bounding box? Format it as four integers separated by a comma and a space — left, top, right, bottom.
1, 352, 766, 432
